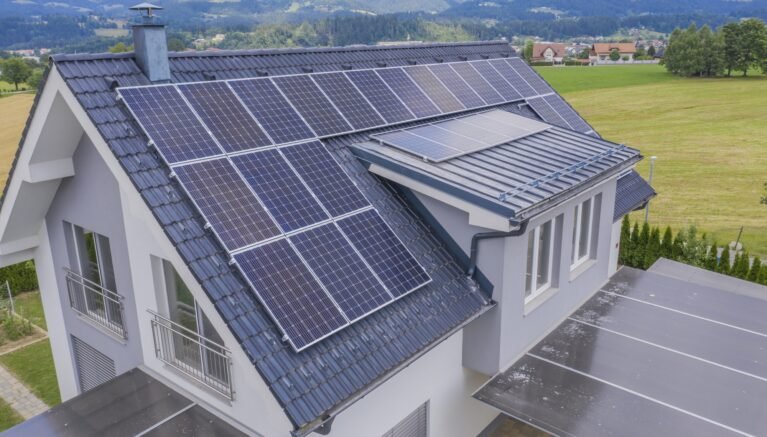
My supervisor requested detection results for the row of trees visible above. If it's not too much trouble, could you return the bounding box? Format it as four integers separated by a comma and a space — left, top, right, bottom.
0, 57, 44, 91
664, 19, 767, 76
619, 217, 767, 285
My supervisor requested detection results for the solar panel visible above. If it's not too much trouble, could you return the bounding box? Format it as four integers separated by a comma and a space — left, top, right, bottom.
312, 73, 385, 130
345, 70, 415, 124
173, 158, 280, 250
470, 60, 523, 102
231, 150, 329, 233
404, 66, 465, 113
407, 124, 488, 152
427, 64, 485, 108
177, 82, 272, 153
373, 129, 460, 162
280, 141, 370, 216
234, 239, 347, 351
376, 68, 441, 118
228, 78, 315, 144
272, 75, 352, 137
489, 59, 536, 98
507, 58, 554, 95
338, 210, 430, 297
544, 94, 592, 133
449, 62, 504, 105
527, 97, 568, 128
290, 223, 392, 320
435, 118, 509, 145
118, 86, 223, 164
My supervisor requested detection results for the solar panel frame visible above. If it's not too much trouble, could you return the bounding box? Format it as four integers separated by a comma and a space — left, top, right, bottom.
345, 69, 416, 124
280, 141, 370, 216
337, 209, 431, 298
228, 78, 316, 144
427, 63, 486, 109
469, 60, 523, 102
290, 223, 393, 321
177, 81, 273, 153
231, 149, 329, 233
172, 158, 281, 251
506, 57, 554, 95
118, 86, 224, 164
311, 72, 386, 131
449, 62, 505, 105
527, 97, 569, 128
372, 129, 461, 162
543, 94, 592, 133
488, 59, 536, 98
375, 68, 441, 118
403, 65, 465, 113
407, 124, 489, 152
272, 75, 353, 137
234, 239, 348, 351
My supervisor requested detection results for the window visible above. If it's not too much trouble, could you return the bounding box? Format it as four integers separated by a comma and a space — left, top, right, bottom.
525, 219, 556, 301
382, 401, 428, 437
571, 197, 596, 269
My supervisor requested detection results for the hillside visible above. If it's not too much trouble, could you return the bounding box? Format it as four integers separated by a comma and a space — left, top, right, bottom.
538, 65, 767, 256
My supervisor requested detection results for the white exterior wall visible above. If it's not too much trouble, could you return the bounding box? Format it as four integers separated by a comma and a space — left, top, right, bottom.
324, 330, 497, 437
609, 219, 623, 276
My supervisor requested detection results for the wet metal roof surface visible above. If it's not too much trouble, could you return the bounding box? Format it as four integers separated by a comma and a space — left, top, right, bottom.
475, 266, 767, 437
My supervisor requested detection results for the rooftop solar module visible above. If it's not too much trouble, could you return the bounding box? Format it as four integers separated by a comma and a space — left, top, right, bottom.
173, 158, 280, 250
489, 59, 536, 98
544, 94, 593, 132
338, 210, 431, 297
228, 79, 315, 144
118, 86, 223, 164
312, 72, 386, 130
526, 96, 569, 129
177, 82, 272, 152
404, 66, 465, 113
470, 60, 523, 102
507, 57, 554, 95
371, 109, 549, 162
448, 62, 504, 105
345, 70, 415, 124
376, 68, 441, 118
272, 75, 352, 137
234, 239, 348, 351
427, 64, 485, 109
231, 150, 329, 233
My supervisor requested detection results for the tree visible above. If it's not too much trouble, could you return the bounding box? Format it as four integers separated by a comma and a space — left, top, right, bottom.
718, 245, 731, 274
577, 48, 590, 60
671, 230, 685, 260
629, 222, 641, 267
619, 216, 632, 265
634, 222, 650, 267
660, 226, 673, 258
167, 38, 187, 52
704, 241, 718, 271
761, 182, 767, 205
647, 45, 656, 57
0, 57, 32, 91
734, 19, 767, 76
26, 69, 43, 90
644, 227, 661, 269
699, 25, 725, 76
748, 256, 762, 282
721, 22, 741, 77
523, 40, 534, 62
732, 252, 742, 277
734, 252, 751, 279
635, 46, 647, 58
109, 42, 131, 53
760, 264, 767, 285
609, 48, 620, 61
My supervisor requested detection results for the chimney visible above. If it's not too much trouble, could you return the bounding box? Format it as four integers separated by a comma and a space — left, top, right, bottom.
130, 3, 170, 83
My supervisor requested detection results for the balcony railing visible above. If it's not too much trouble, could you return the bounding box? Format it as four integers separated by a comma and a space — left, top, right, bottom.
149, 311, 233, 399
65, 268, 126, 339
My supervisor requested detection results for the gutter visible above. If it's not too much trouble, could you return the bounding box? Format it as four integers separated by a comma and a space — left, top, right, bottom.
467, 219, 529, 278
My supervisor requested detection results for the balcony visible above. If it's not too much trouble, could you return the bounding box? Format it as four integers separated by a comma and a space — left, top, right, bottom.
149, 311, 233, 399
65, 268, 126, 339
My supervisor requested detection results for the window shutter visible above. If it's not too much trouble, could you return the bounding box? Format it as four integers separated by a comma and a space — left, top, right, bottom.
382, 402, 428, 437
72, 336, 116, 392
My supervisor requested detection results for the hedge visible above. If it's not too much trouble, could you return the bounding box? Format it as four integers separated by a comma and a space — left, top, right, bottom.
0, 261, 38, 295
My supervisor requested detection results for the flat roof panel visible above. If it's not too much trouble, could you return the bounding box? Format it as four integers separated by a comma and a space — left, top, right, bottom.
143, 405, 247, 437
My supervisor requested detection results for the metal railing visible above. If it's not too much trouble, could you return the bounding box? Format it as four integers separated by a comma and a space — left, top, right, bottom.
149, 311, 233, 399
65, 268, 126, 339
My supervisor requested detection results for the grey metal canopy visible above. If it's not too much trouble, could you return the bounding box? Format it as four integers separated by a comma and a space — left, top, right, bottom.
474, 265, 767, 437
5, 369, 246, 437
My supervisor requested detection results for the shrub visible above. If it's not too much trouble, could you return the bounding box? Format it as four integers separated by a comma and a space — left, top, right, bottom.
704, 242, 719, 271
719, 245, 731, 274
733, 252, 750, 279
644, 227, 661, 269
748, 256, 762, 282
619, 216, 632, 265
660, 226, 673, 258
0, 261, 38, 295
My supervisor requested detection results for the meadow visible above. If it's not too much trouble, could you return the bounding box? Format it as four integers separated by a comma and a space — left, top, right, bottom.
537, 64, 767, 256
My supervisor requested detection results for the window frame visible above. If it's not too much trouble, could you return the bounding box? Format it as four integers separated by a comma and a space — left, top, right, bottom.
571, 197, 595, 270
525, 219, 556, 303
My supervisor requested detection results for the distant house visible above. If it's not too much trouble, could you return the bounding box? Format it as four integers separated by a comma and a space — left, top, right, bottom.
590, 42, 636, 63
531, 43, 566, 63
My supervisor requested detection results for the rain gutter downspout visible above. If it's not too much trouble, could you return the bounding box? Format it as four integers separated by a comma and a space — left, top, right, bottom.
467, 219, 529, 278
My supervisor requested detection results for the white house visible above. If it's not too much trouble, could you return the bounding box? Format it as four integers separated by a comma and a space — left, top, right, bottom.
7, 11, 732, 437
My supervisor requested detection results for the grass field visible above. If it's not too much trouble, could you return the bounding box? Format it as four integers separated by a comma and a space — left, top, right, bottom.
0, 94, 34, 190
14, 291, 45, 331
0, 339, 61, 407
0, 397, 23, 432
537, 64, 767, 256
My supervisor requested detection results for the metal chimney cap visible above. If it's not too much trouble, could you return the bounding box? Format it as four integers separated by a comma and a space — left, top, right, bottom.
130, 3, 163, 15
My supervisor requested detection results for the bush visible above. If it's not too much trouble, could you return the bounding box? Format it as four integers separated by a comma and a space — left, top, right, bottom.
0, 261, 38, 295
748, 256, 762, 282
718, 245, 731, 274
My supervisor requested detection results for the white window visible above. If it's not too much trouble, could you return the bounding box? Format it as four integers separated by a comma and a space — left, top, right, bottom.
525, 219, 555, 301
571, 197, 595, 269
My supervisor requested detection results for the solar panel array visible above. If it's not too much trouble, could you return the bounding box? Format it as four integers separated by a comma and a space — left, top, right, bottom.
371, 109, 550, 162
118, 56, 591, 351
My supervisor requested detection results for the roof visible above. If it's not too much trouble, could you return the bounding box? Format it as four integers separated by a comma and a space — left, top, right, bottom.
43, 41, 523, 433
613, 170, 655, 221
532, 43, 566, 59
474, 266, 767, 436
354, 113, 640, 220
5, 369, 246, 436
592, 43, 637, 54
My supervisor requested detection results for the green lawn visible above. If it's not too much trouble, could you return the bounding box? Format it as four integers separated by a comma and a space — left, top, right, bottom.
13, 291, 45, 330
537, 65, 767, 256
0, 397, 23, 432
0, 340, 60, 407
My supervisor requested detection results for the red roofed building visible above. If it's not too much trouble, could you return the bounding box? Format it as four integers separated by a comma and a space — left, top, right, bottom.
590, 43, 636, 63
531, 43, 566, 64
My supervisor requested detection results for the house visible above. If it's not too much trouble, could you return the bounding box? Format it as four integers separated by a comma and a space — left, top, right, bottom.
590, 42, 637, 63
16, 7, 767, 437
531, 43, 566, 63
